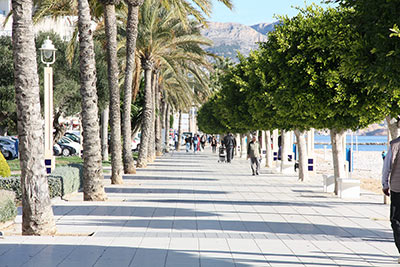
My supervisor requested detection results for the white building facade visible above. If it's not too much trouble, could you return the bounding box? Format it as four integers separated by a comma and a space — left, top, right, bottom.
0, 0, 77, 40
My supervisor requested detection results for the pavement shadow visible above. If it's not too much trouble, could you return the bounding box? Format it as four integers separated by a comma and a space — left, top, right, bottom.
135, 199, 328, 207
0, 244, 254, 267
136, 169, 211, 173
1, 243, 395, 267
146, 164, 202, 168
52, 205, 219, 217
105, 188, 226, 194
121, 175, 218, 181
58, 218, 391, 240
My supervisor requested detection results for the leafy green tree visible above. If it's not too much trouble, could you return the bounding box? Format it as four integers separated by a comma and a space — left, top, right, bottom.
332, 0, 400, 139
197, 94, 229, 134
259, 6, 385, 186
0, 36, 16, 135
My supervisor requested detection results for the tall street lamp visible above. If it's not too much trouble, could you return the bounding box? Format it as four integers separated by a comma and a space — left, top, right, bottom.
40, 37, 56, 173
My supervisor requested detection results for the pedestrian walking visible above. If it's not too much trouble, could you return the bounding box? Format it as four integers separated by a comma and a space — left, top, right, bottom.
232, 135, 237, 159
185, 135, 191, 152
247, 135, 261, 175
193, 134, 200, 153
174, 134, 179, 150
211, 136, 218, 153
223, 133, 235, 163
382, 137, 400, 263
200, 134, 206, 151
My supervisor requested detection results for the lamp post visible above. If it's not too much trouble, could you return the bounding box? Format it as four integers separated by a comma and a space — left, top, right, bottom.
40, 37, 56, 173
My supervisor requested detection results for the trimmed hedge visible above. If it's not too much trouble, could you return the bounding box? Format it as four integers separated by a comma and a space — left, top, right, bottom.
0, 178, 20, 199
0, 164, 83, 200
0, 151, 11, 178
48, 164, 83, 196
0, 190, 17, 223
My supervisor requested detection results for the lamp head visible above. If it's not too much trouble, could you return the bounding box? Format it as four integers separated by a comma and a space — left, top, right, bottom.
40, 37, 56, 66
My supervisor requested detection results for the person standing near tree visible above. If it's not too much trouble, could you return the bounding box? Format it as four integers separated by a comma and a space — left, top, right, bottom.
223, 133, 235, 163
382, 136, 400, 263
247, 135, 261, 176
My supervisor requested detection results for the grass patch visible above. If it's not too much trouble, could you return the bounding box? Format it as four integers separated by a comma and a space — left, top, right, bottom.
6, 160, 20, 172
56, 156, 83, 166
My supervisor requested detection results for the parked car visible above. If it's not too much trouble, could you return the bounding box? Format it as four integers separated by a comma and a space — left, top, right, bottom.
0, 138, 18, 160
57, 137, 80, 156
53, 143, 62, 156
58, 143, 77, 156
132, 137, 140, 151
65, 132, 81, 144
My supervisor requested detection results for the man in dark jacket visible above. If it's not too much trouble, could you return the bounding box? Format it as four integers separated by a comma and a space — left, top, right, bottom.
223, 133, 235, 163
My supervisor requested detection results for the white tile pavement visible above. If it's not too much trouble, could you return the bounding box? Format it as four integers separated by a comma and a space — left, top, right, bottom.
0, 147, 399, 266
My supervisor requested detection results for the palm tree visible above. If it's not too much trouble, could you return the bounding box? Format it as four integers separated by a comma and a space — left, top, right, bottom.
148, 69, 160, 161
24, 0, 108, 201
77, 0, 108, 201
99, 0, 124, 184
134, 0, 213, 166
155, 76, 163, 156
161, 0, 233, 27
136, 57, 154, 168
122, 0, 144, 174
12, 0, 56, 235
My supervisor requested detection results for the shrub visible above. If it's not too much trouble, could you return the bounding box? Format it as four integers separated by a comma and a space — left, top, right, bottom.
0, 177, 21, 199
0, 151, 11, 178
48, 164, 83, 196
0, 164, 83, 200
0, 190, 17, 223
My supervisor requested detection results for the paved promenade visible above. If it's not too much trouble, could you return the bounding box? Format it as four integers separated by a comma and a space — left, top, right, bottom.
1, 148, 399, 266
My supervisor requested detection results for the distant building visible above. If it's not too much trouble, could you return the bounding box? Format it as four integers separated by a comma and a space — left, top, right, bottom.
0, 0, 76, 40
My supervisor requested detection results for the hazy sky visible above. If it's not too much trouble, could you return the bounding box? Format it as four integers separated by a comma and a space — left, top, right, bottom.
209, 0, 336, 25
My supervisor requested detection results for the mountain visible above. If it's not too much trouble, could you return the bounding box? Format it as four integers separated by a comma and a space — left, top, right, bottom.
201, 21, 277, 60
251, 22, 280, 35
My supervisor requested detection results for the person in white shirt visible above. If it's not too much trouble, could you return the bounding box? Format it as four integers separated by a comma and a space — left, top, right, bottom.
382, 137, 400, 263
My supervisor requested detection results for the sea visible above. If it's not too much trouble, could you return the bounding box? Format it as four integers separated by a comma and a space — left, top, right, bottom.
315, 135, 388, 152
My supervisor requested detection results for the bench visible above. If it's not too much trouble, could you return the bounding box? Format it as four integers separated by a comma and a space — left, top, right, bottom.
323, 175, 335, 193
338, 178, 360, 199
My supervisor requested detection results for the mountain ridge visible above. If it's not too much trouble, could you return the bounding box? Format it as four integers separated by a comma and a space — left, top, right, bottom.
201, 21, 278, 60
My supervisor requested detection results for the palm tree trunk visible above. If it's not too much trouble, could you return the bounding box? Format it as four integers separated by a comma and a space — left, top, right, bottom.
164, 104, 170, 153
101, 106, 109, 161
122, 3, 141, 174
294, 129, 308, 182
147, 71, 157, 162
103, 3, 123, 184
12, 0, 56, 235
77, 0, 108, 201
159, 95, 166, 151
177, 110, 182, 151
155, 82, 163, 156
53, 110, 67, 145
136, 60, 153, 168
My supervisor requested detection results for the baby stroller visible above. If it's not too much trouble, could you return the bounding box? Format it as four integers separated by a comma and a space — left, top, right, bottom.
218, 146, 226, 163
